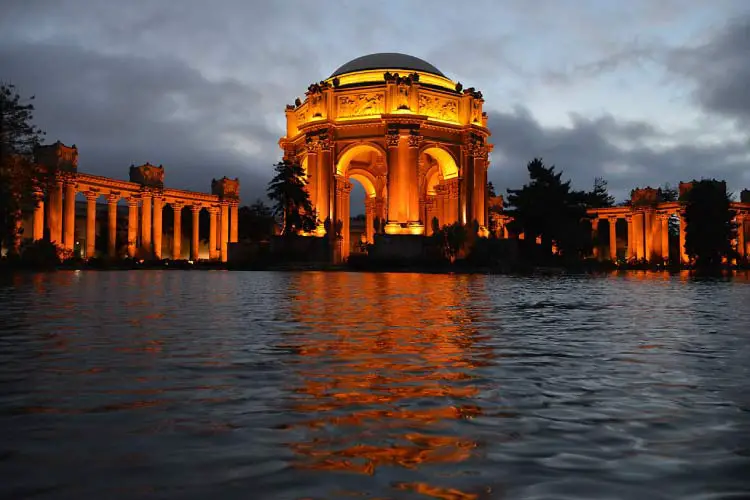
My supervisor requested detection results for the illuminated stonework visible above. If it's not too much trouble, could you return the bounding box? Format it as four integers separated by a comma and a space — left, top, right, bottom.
23, 142, 240, 262
279, 53, 493, 260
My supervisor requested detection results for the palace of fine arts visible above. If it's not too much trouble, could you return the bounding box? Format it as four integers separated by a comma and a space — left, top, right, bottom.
2, 53, 749, 271
2, 3, 750, 499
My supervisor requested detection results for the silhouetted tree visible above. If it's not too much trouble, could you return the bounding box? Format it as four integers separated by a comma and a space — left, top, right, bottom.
488, 181, 497, 198
659, 183, 678, 202
584, 177, 615, 208
684, 179, 735, 269
435, 222, 468, 263
238, 199, 275, 241
0, 84, 46, 255
267, 159, 316, 235
505, 158, 588, 260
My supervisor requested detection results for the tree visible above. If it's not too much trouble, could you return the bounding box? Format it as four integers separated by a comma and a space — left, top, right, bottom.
684, 179, 735, 269
267, 159, 316, 235
505, 158, 589, 260
238, 199, 275, 241
434, 222, 468, 263
0, 84, 46, 255
488, 181, 497, 198
585, 177, 615, 208
659, 183, 678, 202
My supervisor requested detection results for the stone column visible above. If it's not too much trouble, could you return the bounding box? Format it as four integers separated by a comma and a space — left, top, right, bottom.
172, 203, 183, 260
660, 214, 670, 261
317, 137, 332, 224
127, 198, 138, 258
63, 179, 76, 250
152, 195, 162, 260
364, 197, 375, 243
208, 207, 218, 260
220, 202, 229, 262
644, 210, 654, 262
448, 179, 459, 225
626, 215, 634, 260
736, 215, 745, 259
385, 131, 403, 231
406, 133, 422, 231
107, 194, 118, 258
191, 205, 200, 261
633, 212, 644, 260
679, 212, 688, 264
140, 191, 152, 255
591, 219, 599, 258
48, 179, 63, 245
473, 151, 487, 227
305, 142, 319, 209
343, 181, 352, 259
230, 203, 239, 243
85, 192, 97, 259
33, 189, 45, 241
608, 217, 618, 261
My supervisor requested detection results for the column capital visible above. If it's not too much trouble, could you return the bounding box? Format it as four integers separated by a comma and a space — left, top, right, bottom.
319, 136, 333, 152
127, 196, 139, 207
107, 192, 120, 204
191, 204, 202, 213
607, 215, 618, 223
385, 131, 400, 148
171, 201, 184, 211
407, 133, 423, 149
84, 191, 98, 201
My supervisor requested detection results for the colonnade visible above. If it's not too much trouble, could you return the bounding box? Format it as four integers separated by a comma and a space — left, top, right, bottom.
590, 206, 749, 262
30, 176, 240, 261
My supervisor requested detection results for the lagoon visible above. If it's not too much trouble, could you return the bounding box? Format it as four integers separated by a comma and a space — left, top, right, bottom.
1, 271, 749, 499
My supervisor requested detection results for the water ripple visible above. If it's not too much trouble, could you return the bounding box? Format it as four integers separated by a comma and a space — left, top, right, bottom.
0, 270, 749, 499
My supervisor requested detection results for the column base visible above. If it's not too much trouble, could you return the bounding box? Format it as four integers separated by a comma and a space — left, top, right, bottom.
384, 222, 424, 235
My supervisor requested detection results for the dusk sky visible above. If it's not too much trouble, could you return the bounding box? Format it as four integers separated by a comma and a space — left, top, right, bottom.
1, 0, 749, 207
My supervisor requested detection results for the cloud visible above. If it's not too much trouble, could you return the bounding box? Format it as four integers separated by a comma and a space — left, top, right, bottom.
0, 41, 273, 201
667, 15, 750, 125
487, 106, 750, 202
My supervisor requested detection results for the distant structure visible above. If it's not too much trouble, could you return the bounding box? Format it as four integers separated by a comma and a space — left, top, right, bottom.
25, 141, 240, 261
490, 184, 750, 262
278, 53, 492, 260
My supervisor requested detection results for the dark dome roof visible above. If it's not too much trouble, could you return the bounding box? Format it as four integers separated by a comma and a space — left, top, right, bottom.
330, 53, 445, 78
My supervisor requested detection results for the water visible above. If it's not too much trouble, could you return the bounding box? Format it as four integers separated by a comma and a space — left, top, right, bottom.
1, 271, 749, 500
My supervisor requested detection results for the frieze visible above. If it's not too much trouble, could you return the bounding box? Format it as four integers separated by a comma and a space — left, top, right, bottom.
337, 93, 384, 118
418, 94, 458, 122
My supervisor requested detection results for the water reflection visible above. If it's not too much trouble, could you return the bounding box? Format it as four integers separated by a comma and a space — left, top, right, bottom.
279, 272, 495, 496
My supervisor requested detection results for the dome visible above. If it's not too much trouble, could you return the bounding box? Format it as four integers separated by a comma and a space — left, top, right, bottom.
330, 53, 445, 78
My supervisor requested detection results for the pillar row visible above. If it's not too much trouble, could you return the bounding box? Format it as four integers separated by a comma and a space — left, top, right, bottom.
108, 194, 118, 258
63, 180, 76, 250
191, 205, 200, 261
220, 202, 229, 262
127, 198, 138, 258
208, 207, 218, 260
172, 204, 183, 260
85, 192, 97, 259
152, 196, 163, 260
33, 190, 45, 241
608, 217, 617, 261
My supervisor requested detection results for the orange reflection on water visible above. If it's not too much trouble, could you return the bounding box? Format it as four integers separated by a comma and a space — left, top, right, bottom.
281, 272, 493, 493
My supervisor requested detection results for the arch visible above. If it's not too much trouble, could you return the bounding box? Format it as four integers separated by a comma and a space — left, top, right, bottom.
336, 141, 387, 176
424, 164, 441, 196
348, 168, 378, 198
421, 145, 458, 180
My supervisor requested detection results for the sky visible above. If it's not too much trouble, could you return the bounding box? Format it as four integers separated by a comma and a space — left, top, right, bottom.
1, 0, 749, 208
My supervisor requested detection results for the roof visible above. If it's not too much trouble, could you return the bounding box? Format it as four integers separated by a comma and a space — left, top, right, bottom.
330, 53, 445, 78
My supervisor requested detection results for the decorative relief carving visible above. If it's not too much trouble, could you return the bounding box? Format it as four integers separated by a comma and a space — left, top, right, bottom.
211, 177, 240, 200
385, 132, 400, 148
408, 133, 423, 149
319, 136, 332, 152
129, 163, 165, 188
418, 94, 458, 122
470, 99, 483, 123
337, 93, 384, 118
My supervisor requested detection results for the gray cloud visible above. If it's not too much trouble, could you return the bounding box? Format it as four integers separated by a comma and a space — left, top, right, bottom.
0, 41, 272, 200
667, 16, 750, 125
487, 106, 750, 202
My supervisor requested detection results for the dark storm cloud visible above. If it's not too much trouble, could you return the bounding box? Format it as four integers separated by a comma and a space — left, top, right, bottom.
667, 16, 750, 125
0, 41, 273, 200
487, 106, 750, 202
